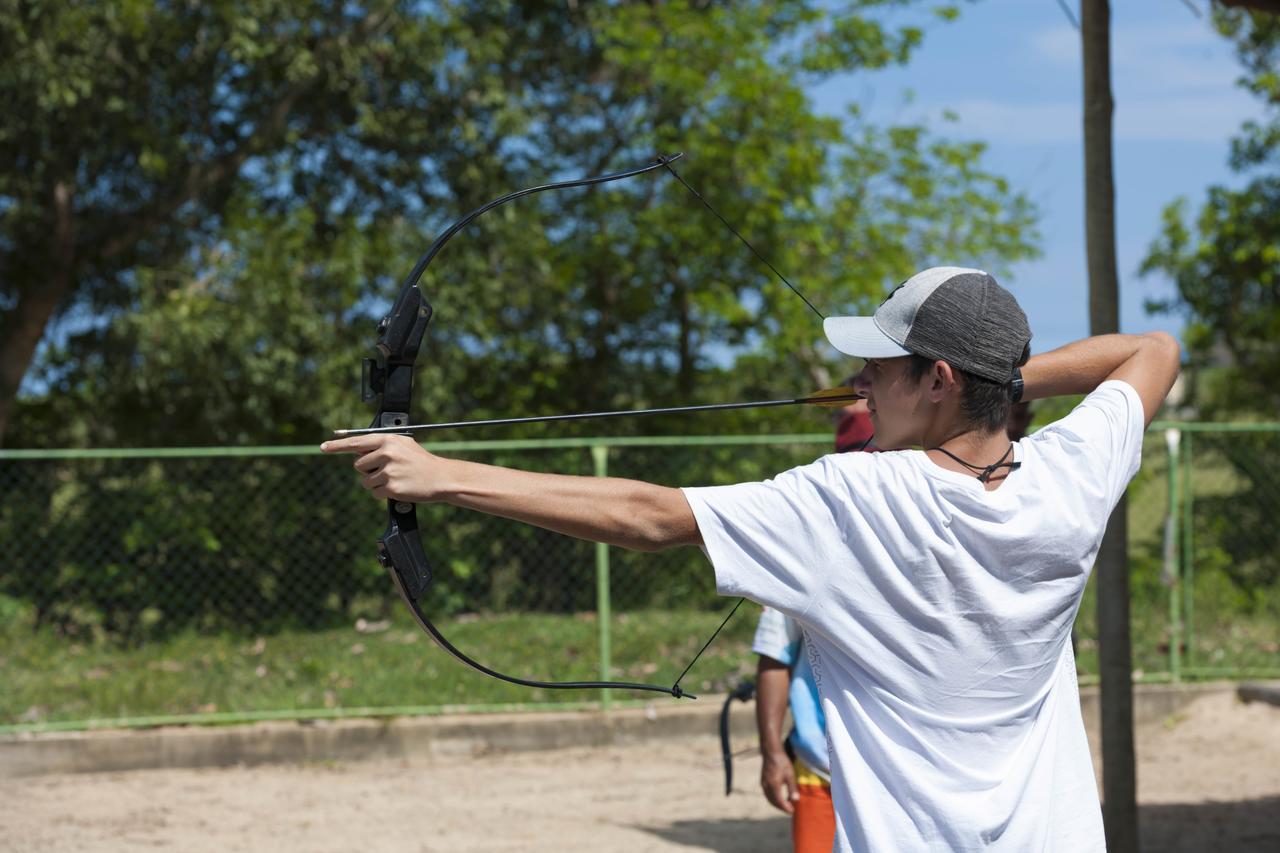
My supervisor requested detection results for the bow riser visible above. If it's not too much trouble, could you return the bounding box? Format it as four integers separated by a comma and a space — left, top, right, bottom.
363, 286, 433, 410
378, 506, 432, 600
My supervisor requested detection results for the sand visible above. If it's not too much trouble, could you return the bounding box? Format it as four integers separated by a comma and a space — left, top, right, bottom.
2, 691, 1277, 852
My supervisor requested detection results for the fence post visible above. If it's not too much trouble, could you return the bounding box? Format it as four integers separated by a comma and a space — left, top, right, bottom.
1163, 429, 1182, 682
592, 444, 612, 710
1182, 431, 1195, 668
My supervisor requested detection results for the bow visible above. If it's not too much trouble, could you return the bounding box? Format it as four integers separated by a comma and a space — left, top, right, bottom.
359, 153, 823, 700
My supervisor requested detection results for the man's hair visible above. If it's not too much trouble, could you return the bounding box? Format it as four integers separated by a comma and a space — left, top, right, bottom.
905, 345, 1030, 434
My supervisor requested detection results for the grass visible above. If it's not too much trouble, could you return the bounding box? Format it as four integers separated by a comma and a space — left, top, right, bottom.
1072, 571, 1280, 680
4, 589, 1278, 732
0, 605, 758, 728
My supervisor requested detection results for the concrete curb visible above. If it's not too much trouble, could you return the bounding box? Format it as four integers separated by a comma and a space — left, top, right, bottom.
0, 681, 1255, 778
1078, 680, 1241, 735
0, 699, 752, 778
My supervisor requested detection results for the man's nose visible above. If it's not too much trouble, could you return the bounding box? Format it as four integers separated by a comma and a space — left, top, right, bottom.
851, 369, 871, 395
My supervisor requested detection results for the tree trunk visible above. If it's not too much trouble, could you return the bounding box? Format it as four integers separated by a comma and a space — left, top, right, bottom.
0, 180, 76, 446
676, 276, 694, 397
1081, 1, 1138, 850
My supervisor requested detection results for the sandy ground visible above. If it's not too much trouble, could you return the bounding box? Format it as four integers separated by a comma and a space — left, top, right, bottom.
2, 692, 1278, 853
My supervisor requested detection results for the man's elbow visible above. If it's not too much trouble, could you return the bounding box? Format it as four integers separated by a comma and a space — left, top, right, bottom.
632, 518, 702, 553
628, 486, 702, 552
1143, 331, 1182, 367
1146, 331, 1183, 390
1129, 332, 1182, 424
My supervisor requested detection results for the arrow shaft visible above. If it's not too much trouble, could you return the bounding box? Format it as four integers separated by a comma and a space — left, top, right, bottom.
333, 392, 861, 437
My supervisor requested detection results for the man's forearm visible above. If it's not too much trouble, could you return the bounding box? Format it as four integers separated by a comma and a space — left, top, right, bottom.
437, 457, 700, 552
1023, 334, 1142, 399
1022, 332, 1178, 405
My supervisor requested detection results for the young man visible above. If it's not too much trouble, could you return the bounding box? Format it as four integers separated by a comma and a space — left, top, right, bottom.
754, 394, 1036, 853
323, 266, 1180, 851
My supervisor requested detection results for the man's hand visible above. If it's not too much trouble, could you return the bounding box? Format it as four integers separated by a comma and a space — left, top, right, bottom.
320, 434, 448, 503
761, 746, 800, 815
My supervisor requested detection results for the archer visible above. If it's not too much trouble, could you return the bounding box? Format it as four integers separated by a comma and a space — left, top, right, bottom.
323, 266, 1180, 852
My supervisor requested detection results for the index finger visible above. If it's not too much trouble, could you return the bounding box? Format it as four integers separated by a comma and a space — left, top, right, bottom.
320, 435, 386, 455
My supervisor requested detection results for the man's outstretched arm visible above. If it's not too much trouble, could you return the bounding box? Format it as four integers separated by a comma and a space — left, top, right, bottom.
321, 434, 703, 551
1022, 332, 1181, 426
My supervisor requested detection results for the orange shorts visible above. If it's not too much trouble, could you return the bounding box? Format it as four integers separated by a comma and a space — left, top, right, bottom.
792, 759, 835, 853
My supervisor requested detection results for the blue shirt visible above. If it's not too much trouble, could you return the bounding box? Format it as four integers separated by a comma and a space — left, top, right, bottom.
752, 606, 829, 778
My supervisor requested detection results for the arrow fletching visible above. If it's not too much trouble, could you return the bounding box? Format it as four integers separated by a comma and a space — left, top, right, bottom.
797, 386, 863, 408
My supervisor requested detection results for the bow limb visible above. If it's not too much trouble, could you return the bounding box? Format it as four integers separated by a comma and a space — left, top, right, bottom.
362, 154, 695, 699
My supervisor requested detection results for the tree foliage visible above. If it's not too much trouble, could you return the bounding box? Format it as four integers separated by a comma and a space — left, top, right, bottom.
1141, 9, 1280, 414
5, 0, 1035, 449
2, 1, 1047, 636
1141, 9, 1280, 601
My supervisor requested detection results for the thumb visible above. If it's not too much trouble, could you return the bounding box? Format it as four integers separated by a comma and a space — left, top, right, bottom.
778, 776, 797, 815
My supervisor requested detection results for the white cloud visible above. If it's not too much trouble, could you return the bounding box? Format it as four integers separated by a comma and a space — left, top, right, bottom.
1116, 94, 1258, 143
940, 99, 1077, 145
936, 89, 1257, 145
1030, 26, 1079, 66
1032, 20, 1244, 94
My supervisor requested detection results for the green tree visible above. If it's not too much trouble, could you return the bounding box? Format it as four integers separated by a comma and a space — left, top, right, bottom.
8, 1, 1037, 450
0, 0, 624, 442
1141, 9, 1280, 602
1141, 9, 1279, 414
3, 1, 1047, 637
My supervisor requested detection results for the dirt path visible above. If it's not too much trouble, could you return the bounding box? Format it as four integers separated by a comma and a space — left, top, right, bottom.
2, 692, 1277, 852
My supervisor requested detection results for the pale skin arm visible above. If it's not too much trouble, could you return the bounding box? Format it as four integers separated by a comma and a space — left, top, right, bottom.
1021, 331, 1181, 427
319, 435, 703, 552
321, 333, 1179, 550
756, 655, 799, 814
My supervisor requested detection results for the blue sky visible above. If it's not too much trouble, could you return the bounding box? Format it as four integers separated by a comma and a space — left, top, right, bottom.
810, 0, 1263, 353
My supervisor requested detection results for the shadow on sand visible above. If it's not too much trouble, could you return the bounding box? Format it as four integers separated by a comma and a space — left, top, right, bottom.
1140, 795, 1280, 853
634, 815, 789, 852
630, 797, 1280, 852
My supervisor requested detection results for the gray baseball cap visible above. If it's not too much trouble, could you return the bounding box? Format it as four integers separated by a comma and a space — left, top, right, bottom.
823, 266, 1031, 383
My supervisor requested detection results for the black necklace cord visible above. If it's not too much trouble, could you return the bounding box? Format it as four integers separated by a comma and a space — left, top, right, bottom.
928, 443, 1021, 484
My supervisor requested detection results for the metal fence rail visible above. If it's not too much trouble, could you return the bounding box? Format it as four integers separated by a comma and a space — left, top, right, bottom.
2, 425, 1278, 732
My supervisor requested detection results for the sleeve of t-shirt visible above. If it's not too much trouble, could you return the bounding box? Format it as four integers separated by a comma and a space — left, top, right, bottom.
1036, 378, 1146, 508
751, 606, 803, 664
682, 456, 845, 619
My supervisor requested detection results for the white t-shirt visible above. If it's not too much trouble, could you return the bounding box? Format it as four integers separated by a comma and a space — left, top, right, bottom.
683, 380, 1146, 852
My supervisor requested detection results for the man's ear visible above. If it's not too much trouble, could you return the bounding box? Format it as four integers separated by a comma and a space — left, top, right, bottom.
928, 360, 959, 402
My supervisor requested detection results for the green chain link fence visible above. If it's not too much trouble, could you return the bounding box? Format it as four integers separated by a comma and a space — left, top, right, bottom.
2, 426, 1278, 732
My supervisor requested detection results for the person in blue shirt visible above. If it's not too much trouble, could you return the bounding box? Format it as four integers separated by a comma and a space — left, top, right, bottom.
754, 604, 836, 853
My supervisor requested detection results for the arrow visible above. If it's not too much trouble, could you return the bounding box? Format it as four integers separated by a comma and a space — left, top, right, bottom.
332, 386, 863, 437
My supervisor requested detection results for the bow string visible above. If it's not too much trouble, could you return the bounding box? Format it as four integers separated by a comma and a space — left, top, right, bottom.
359, 152, 828, 700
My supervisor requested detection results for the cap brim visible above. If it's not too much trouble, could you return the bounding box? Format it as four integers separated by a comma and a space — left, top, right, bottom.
823, 316, 911, 358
